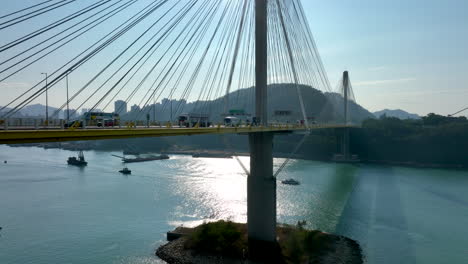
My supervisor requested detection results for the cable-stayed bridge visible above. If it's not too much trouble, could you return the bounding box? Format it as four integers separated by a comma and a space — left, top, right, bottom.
0, 0, 360, 256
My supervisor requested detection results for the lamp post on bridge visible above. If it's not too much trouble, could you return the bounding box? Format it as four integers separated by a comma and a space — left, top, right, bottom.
153, 97, 156, 125
149, 89, 156, 126
66, 74, 70, 123
41, 72, 48, 127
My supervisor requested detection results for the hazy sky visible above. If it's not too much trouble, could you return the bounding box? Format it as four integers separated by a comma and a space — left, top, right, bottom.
302, 0, 468, 115
1, 0, 467, 116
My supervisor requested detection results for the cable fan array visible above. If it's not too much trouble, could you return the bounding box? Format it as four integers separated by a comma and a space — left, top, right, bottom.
0, 0, 331, 123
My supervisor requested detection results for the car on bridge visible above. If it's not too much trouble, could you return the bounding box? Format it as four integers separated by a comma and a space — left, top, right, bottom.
64, 120, 83, 128
97, 119, 116, 127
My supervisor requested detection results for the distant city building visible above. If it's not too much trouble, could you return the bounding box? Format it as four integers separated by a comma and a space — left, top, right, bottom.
131, 104, 140, 112
161, 98, 179, 105
65, 109, 78, 120
114, 100, 127, 115
81, 108, 102, 115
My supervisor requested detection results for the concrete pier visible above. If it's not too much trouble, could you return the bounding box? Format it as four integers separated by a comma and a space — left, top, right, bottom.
248, 132, 276, 244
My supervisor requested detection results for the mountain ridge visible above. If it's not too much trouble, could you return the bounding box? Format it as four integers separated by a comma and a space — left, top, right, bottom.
373, 109, 420, 119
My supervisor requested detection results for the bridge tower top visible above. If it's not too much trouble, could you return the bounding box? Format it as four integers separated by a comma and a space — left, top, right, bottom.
343, 71, 350, 125
255, 0, 268, 126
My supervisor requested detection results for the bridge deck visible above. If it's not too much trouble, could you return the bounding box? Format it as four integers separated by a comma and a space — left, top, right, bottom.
0, 124, 354, 144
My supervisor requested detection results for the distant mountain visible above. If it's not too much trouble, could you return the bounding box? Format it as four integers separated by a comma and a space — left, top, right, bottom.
120, 83, 374, 123
20, 104, 61, 117
374, 109, 420, 119
2, 84, 375, 123
0, 106, 11, 113
0, 104, 63, 118
187, 83, 375, 124
324, 92, 375, 123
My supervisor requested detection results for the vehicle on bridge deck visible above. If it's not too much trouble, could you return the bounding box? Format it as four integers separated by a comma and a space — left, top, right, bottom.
83, 112, 119, 127
178, 113, 211, 127
97, 119, 116, 127
67, 151, 87, 166
64, 120, 84, 128
223, 116, 240, 127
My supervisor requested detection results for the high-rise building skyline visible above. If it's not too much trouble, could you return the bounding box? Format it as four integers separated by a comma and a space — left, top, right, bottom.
130, 104, 140, 112
114, 100, 127, 115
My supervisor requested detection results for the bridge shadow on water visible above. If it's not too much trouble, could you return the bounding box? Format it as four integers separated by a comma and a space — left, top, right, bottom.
306, 164, 359, 233
336, 166, 416, 264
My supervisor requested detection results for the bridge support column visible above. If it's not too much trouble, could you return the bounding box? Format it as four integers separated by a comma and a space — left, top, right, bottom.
342, 128, 350, 160
342, 71, 351, 160
248, 132, 276, 253
247, 0, 277, 259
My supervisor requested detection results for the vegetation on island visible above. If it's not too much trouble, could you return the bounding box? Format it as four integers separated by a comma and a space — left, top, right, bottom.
178, 220, 362, 264
184, 221, 247, 258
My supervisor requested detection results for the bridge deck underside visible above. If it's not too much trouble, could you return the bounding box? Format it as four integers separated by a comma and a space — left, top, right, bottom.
0, 125, 355, 144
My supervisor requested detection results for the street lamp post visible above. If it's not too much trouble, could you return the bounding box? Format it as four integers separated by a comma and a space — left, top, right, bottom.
41, 73, 48, 127
148, 89, 156, 126
169, 87, 175, 124
153, 96, 156, 125
66, 74, 70, 122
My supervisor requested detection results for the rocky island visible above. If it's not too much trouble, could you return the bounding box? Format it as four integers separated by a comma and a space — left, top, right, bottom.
156, 221, 363, 264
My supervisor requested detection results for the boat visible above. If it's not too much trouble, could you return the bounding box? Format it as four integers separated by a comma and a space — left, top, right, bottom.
123, 150, 140, 156
332, 154, 361, 163
123, 144, 141, 156
281, 178, 300, 185
192, 152, 232, 159
112, 154, 170, 163
67, 151, 87, 166
119, 167, 131, 175
123, 154, 169, 163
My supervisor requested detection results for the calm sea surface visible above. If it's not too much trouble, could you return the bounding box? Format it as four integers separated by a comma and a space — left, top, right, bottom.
0, 145, 467, 263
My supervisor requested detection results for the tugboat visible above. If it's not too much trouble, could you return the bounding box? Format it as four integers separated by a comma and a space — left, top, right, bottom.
67, 151, 87, 166
281, 178, 300, 185
119, 167, 131, 175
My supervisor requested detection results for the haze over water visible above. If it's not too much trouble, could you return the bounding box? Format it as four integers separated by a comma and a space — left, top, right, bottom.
0, 145, 467, 264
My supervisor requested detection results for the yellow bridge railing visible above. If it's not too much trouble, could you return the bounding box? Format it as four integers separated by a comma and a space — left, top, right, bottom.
0, 124, 358, 144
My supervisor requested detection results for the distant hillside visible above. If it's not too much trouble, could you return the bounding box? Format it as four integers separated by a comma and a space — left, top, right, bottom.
188, 83, 374, 123
0, 104, 63, 118
120, 83, 374, 123
374, 109, 420, 119
20, 104, 61, 117
2, 84, 374, 123
323, 92, 375, 123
